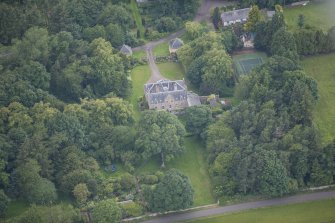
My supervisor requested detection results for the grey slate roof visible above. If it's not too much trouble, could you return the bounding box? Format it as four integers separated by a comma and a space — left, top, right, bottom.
120, 44, 132, 56
221, 8, 250, 24
169, 38, 184, 50
145, 80, 187, 105
266, 11, 275, 19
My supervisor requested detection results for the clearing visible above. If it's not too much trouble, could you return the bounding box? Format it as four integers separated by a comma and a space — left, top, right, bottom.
157, 62, 185, 80
302, 53, 335, 143
136, 137, 214, 206
153, 42, 170, 57
129, 0, 145, 38
284, 0, 335, 31
184, 198, 335, 223
129, 65, 151, 120
133, 49, 147, 60
232, 51, 267, 76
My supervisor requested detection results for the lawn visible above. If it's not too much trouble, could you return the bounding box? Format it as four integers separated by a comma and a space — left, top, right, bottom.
184, 199, 335, 223
153, 42, 170, 57
157, 62, 185, 80
136, 137, 215, 206
302, 53, 335, 144
133, 49, 146, 60
284, 0, 335, 31
129, 0, 145, 38
232, 51, 267, 76
129, 65, 151, 120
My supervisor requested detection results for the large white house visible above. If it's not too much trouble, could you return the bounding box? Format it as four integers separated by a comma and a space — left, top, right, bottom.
221, 8, 251, 27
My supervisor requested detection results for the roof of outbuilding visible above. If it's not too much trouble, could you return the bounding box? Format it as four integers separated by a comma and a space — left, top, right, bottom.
120, 44, 132, 55
169, 38, 184, 50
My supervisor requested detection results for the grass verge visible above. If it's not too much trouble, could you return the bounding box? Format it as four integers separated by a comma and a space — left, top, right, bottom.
153, 42, 170, 57
157, 62, 185, 80
184, 198, 335, 223
129, 65, 151, 120
133, 50, 146, 60
302, 53, 335, 144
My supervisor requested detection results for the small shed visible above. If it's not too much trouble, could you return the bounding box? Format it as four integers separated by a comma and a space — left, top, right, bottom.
120, 44, 133, 56
169, 38, 184, 54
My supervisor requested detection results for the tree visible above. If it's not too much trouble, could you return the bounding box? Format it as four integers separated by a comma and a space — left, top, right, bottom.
98, 4, 133, 29
0, 189, 9, 217
83, 25, 106, 42
212, 7, 221, 30
135, 111, 186, 167
184, 105, 213, 137
271, 27, 299, 63
89, 38, 131, 98
186, 56, 205, 88
257, 150, 290, 196
297, 14, 305, 28
185, 21, 203, 40
73, 183, 90, 204
105, 23, 125, 48
145, 169, 194, 212
15, 159, 57, 204
155, 17, 177, 33
244, 5, 262, 32
92, 199, 122, 223
29, 178, 58, 205
201, 49, 234, 95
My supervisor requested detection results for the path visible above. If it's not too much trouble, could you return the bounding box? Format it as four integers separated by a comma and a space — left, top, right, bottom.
146, 46, 165, 82
141, 191, 335, 223
133, 0, 236, 83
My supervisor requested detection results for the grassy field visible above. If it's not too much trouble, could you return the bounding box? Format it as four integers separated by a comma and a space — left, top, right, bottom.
302, 53, 335, 143
129, 0, 145, 38
136, 137, 214, 206
157, 62, 185, 80
284, 0, 335, 31
133, 49, 146, 60
232, 51, 267, 76
184, 199, 335, 223
153, 42, 170, 57
129, 65, 151, 120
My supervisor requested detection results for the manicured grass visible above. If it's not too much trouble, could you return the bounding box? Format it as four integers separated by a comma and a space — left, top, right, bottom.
157, 62, 185, 80
153, 42, 170, 57
136, 137, 215, 206
129, 65, 151, 120
184, 199, 335, 223
133, 50, 146, 60
232, 51, 267, 76
284, 0, 335, 31
302, 53, 335, 144
168, 137, 214, 206
129, 0, 145, 38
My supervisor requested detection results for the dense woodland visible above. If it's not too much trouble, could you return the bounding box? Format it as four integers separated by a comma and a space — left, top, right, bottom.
0, 0, 335, 222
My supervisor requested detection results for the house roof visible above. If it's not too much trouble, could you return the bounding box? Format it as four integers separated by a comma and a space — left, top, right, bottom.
221, 8, 250, 23
266, 11, 275, 19
145, 80, 187, 105
169, 38, 184, 50
120, 44, 132, 55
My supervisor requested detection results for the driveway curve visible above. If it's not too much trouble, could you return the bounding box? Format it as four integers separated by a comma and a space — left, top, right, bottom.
141, 191, 335, 223
133, 0, 236, 83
